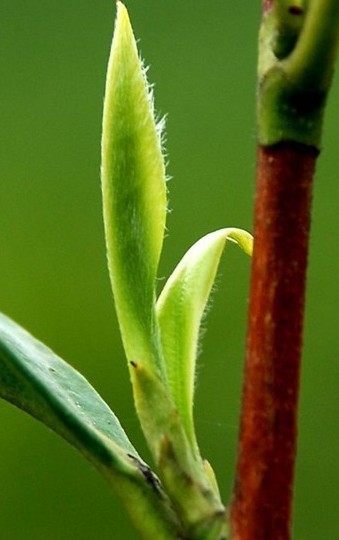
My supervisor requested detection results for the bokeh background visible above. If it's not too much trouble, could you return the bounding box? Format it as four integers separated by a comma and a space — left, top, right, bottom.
0, 1, 338, 538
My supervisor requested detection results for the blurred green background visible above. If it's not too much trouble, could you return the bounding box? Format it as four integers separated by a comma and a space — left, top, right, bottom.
0, 1, 338, 538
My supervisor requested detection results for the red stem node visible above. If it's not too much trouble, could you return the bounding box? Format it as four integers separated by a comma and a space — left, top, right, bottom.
263, 0, 274, 12
231, 142, 318, 540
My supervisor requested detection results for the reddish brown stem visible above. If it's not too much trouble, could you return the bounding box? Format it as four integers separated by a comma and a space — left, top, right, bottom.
230, 142, 318, 539
263, 0, 273, 12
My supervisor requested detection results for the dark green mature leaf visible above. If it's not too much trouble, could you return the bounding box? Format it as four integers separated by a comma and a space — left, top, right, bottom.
0, 312, 183, 540
0, 312, 137, 464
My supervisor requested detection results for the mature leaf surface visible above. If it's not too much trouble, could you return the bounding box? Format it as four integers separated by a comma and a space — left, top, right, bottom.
156, 228, 253, 449
0, 312, 137, 463
101, 1, 167, 377
0, 312, 182, 540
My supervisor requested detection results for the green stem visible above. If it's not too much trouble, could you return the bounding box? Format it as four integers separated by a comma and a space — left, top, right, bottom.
286, 0, 339, 90
258, 0, 339, 146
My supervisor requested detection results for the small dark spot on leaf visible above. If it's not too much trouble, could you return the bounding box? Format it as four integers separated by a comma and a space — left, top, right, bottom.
288, 5, 303, 15
127, 454, 162, 494
130, 360, 138, 368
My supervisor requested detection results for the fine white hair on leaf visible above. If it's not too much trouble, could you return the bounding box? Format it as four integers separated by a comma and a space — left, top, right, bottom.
139, 55, 168, 158
193, 275, 220, 388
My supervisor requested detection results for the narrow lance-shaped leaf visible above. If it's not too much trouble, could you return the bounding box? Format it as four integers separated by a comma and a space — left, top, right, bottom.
101, 2, 167, 377
156, 228, 253, 451
0, 313, 185, 540
100, 10, 222, 522
100, 6, 234, 534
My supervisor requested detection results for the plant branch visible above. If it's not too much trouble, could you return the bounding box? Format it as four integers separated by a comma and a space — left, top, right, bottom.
230, 142, 317, 539
230, 1, 339, 538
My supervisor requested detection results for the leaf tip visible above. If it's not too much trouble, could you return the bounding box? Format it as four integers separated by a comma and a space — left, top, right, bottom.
116, 1, 131, 29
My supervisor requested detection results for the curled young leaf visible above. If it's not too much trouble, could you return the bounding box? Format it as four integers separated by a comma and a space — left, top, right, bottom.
156, 228, 253, 451
101, 2, 167, 377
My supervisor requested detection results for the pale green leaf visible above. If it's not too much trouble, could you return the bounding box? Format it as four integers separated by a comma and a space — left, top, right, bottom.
0, 313, 182, 540
101, 2, 167, 377
129, 360, 227, 536
100, 8, 215, 512
156, 228, 253, 449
